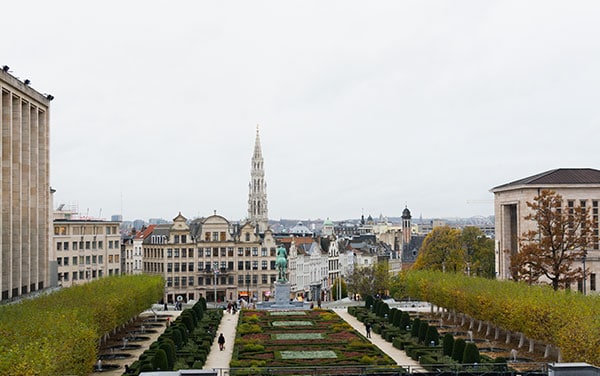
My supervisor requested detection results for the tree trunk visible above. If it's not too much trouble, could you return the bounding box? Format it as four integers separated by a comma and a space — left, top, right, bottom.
518, 333, 525, 348
529, 338, 535, 353
505, 331, 511, 344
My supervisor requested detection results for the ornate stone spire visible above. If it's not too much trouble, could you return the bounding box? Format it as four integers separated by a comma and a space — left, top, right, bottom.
248, 125, 269, 232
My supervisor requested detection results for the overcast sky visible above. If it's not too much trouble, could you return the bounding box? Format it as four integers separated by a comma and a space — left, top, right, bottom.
4, 1, 600, 222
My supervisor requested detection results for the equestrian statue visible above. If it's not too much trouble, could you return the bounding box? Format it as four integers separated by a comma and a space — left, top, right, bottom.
275, 245, 288, 282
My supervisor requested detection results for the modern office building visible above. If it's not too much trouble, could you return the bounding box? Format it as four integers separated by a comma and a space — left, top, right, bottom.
1, 66, 53, 301
491, 168, 600, 293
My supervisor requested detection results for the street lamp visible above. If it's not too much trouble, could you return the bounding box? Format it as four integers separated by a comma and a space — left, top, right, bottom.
213, 269, 219, 307
582, 250, 587, 295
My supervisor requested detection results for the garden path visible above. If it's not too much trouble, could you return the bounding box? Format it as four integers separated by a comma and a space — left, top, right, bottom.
332, 308, 428, 373
203, 309, 240, 372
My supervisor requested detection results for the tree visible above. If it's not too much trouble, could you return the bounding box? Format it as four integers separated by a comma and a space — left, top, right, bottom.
514, 190, 592, 290
331, 278, 347, 300
413, 226, 464, 272
460, 226, 495, 278
346, 261, 390, 299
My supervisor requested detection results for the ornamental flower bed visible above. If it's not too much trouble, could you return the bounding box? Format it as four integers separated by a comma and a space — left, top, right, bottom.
232, 309, 395, 369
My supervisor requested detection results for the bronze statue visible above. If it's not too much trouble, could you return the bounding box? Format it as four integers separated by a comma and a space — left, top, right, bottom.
275, 245, 288, 282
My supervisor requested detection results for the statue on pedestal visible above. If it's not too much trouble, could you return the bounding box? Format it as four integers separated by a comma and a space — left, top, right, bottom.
275, 245, 288, 282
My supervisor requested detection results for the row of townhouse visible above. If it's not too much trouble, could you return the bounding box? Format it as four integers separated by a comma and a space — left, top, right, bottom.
122, 212, 377, 305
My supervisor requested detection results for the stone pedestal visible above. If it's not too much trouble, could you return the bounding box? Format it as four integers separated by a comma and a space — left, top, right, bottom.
274, 281, 291, 306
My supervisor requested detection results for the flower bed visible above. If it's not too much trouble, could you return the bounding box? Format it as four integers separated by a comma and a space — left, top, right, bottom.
232, 309, 396, 369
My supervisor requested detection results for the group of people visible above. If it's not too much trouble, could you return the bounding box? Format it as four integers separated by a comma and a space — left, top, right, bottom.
226, 300, 238, 314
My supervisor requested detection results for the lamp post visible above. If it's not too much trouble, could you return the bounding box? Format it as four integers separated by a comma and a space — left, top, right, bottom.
213, 269, 219, 308
582, 250, 587, 295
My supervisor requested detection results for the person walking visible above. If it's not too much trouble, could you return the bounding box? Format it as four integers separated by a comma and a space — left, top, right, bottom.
365, 322, 371, 338
218, 333, 225, 351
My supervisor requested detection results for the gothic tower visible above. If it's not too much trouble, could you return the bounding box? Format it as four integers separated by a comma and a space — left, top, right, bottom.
247, 126, 269, 233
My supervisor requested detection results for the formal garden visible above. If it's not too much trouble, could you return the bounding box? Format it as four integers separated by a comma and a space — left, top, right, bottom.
231, 309, 402, 375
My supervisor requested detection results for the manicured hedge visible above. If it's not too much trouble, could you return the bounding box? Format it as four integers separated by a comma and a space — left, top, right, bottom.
0, 274, 164, 376
398, 270, 600, 365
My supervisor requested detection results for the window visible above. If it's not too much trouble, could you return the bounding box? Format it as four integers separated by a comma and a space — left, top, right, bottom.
252, 247, 258, 256
252, 261, 258, 270
238, 261, 244, 270
181, 235, 187, 243
98, 241, 103, 249
188, 262, 194, 272
188, 248, 193, 257
181, 277, 187, 286
261, 247, 267, 256
237, 247, 243, 256
220, 261, 227, 270
245, 247, 251, 256
54, 226, 67, 235
245, 261, 251, 270
181, 248, 187, 257
174, 248, 180, 257
98, 255, 103, 264
72, 241, 78, 251
92, 255, 97, 264
73, 256, 78, 265
205, 262, 212, 271
174, 235, 180, 243
57, 258, 62, 266
238, 275, 244, 285
591, 273, 597, 291
205, 248, 211, 257
262, 274, 268, 284
92, 241, 96, 249
108, 241, 113, 249
57, 242, 62, 251
63, 257, 69, 266
64, 242, 69, 251
227, 247, 234, 256
262, 260, 268, 270
212, 232, 219, 241
167, 249, 173, 258
108, 255, 113, 263
198, 262, 204, 271
220, 232, 226, 241
270, 260, 276, 270
86, 241, 91, 250
188, 278, 194, 286
198, 247, 203, 257
204, 232, 210, 241
228, 261, 234, 270
167, 263, 173, 272
245, 233, 250, 241
220, 248, 226, 257
212, 248, 218, 257
174, 263, 180, 272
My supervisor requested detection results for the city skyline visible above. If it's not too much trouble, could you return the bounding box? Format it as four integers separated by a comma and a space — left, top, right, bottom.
4, 1, 599, 221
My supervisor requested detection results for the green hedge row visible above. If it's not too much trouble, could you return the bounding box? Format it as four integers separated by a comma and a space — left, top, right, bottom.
398, 270, 600, 365
125, 299, 222, 375
0, 274, 164, 376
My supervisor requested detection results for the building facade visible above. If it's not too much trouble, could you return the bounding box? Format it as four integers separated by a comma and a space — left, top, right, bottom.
53, 209, 122, 287
491, 168, 600, 294
1, 67, 53, 301
141, 212, 280, 304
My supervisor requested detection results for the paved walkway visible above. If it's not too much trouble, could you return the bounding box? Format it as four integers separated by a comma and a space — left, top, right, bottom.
203, 309, 240, 373
333, 308, 427, 373
202, 307, 427, 374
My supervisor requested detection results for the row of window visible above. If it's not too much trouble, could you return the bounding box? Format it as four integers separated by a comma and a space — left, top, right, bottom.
57, 268, 119, 282
143, 247, 277, 258
162, 260, 276, 273
56, 240, 120, 251
165, 273, 277, 287
56, 254, 120, 266
54, 225, 118, 236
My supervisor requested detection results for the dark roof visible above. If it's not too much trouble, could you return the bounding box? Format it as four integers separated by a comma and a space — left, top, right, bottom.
492, 168, 600, 191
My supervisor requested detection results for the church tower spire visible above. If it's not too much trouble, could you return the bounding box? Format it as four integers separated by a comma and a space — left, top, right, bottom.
248, 125, 269, 233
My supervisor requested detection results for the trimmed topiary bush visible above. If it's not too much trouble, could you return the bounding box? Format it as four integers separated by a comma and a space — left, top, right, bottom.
425, 325, 440, 346
152, 349, 169, 371
411, 318, 421, 338
400, 312, 411, 330
451, 338, 466, 363
462, 342, 481, 364
418, 321, 429, 343
442, 333, 454, 357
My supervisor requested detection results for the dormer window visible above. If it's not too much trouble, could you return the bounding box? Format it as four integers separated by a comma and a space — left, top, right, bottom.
245, 233, 250, 241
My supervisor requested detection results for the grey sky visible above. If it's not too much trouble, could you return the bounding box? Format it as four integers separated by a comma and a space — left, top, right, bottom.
4, 1, 600, 222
